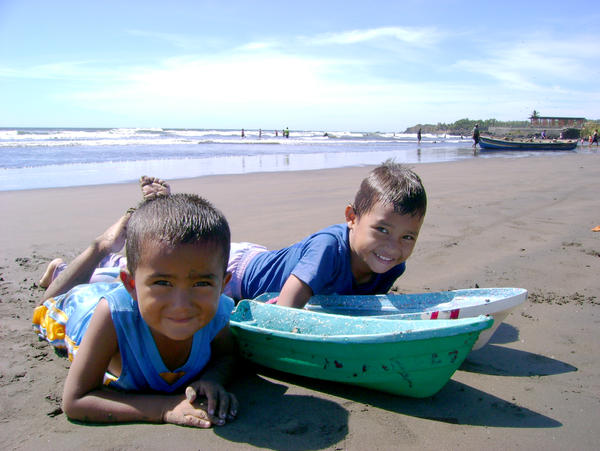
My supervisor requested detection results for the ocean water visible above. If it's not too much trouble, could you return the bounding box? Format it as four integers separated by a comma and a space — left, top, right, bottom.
0, 127, 588, 191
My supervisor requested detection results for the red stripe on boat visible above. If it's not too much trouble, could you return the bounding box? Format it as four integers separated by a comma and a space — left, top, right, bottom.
450, 309, 460, 319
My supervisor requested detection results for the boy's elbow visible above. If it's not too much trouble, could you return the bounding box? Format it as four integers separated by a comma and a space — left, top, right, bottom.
61, 391, 86, 421
61, 396, 78, 420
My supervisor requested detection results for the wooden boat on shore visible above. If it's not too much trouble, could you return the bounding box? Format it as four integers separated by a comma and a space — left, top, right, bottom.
479, 136, 578, 151
253, 288, 527, 350
230, 300, 492, 397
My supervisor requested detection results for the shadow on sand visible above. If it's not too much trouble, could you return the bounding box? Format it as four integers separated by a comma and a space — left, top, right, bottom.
216, 322, 567, 448
215, 371, 348, 451
461, 323, 577, 377
487, 322, 520, 345
221, 357, 561, 442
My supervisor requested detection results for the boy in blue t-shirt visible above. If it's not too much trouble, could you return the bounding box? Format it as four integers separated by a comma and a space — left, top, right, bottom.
227, 161, 426, 307
40, 161, 426, 309
34, 193, 238, 428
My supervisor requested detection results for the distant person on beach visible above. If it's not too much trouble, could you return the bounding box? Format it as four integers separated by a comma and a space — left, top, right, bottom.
284, 127, 290, 138
259, 129, 262, 139
275, 130, 278, 137
592, 130, 599, 146
541, 130, 547, 139
34, 193, 238, 428
472, 124, 480, 148
41, 162, 426, 310
417, 128, 422, 144
241, 129, 245, 138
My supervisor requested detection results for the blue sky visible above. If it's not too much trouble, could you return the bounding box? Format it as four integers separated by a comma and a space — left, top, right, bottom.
1, 0, 598, 131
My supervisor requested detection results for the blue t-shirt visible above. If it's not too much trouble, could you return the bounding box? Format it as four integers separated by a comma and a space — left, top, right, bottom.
240, 223, 406, 299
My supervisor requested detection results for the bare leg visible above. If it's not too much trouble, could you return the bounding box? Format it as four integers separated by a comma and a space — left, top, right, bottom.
140, 175, 170, 200
37, 175, 167, 291
41, 212, 132, 303
38, 258, 65, 288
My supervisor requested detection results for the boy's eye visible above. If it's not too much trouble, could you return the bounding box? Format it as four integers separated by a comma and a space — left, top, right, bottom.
193, 280, 212, 287
375, 226, 389, 234
153, 280, 172, 286
403, 234, 415, 241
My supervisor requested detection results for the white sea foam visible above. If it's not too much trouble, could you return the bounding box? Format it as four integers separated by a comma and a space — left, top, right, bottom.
0, 127, 435, 148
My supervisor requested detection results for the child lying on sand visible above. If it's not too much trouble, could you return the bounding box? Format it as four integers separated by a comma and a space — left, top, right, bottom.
34, 193, 238, 428
41, 161, 427, 309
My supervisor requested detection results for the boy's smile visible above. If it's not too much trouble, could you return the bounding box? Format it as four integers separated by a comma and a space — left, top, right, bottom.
346, 201, 424, 284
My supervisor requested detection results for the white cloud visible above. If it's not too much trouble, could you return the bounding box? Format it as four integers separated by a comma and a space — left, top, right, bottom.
0, 60, 122, 82
236, 41, 276, 51
304, 26, 445, 48
69, 53, 340, 108
454, 33, 600, 91
5, 25, 598, 129
53, 41, 596, 129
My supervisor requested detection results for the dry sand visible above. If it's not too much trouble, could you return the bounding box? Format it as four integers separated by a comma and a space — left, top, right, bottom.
0, 153, 599, 450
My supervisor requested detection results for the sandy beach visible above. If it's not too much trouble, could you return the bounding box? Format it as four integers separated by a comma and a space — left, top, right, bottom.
1, 153, 599, 450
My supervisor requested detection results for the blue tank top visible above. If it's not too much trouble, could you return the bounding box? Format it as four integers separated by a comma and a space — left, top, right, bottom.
49, 282, 234, 392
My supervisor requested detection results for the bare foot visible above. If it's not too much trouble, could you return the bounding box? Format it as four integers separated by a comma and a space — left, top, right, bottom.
39, 258, 64, 288
140, 175, 170, 200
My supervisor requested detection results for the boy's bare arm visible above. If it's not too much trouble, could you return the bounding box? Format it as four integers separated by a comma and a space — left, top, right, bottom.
276, 275, 313, 308
42, 214, 130, 302
62, 299, 223, 428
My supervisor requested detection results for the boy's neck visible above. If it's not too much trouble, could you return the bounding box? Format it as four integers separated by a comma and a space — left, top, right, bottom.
349, 252, 375, 285
151, 330, 194, 371
353, 271, 375, 285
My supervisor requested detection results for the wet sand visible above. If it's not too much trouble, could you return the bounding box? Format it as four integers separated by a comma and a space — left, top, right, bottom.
1, 153, 599, 449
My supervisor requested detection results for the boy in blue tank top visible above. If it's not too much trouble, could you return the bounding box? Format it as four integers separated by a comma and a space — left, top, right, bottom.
41, 161, 427, 309
33, 193, 238, 428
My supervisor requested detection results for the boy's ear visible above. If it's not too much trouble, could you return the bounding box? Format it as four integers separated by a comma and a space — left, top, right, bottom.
120, 270, 137, 300
345, 204, 357, 227
221, 271, 232, 294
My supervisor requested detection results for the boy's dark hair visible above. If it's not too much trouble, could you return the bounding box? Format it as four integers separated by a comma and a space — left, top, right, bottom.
353, 160, 427, 218
125, 193, 231, 275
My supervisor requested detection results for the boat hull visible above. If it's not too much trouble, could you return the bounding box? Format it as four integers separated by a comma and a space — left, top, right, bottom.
230, 300, 492, 397
479, 136, 577, 151
253, 288, 527, 350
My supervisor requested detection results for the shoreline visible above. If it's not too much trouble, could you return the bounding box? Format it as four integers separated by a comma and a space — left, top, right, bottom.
1, 153, 599, 449
3, 137, 595, 192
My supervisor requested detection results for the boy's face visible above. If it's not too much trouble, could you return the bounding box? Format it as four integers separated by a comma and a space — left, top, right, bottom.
123, 240, 231, 343
346, 201, 424, 284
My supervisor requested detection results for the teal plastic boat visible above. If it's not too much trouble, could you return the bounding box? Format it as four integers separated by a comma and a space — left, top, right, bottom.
230, 300, 492, 397
253, 288, 527, 350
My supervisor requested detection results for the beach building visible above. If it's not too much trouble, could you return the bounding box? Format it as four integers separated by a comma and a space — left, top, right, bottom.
529, 115, 586, 128
488, 114, 586, 138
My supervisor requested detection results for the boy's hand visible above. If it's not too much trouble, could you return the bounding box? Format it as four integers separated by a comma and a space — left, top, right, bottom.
185, 381, 238, 424
163, 394, 219, 428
